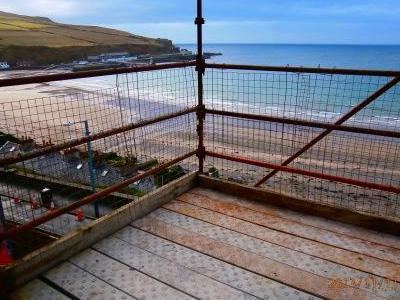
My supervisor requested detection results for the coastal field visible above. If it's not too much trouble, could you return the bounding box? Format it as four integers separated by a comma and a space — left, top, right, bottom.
0, 11, 175, 66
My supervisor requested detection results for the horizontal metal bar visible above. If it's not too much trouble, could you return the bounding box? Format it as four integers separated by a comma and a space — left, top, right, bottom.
205, 151, 400, 194
0, 62, 196, 87
0, 150, 197, 240
205, 63, 400, 77
206, 109, 400, 138
255, 76, 400, 187
0, 107, 198, 167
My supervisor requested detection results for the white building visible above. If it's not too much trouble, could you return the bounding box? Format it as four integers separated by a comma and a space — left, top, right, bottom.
0, 62, 10, 70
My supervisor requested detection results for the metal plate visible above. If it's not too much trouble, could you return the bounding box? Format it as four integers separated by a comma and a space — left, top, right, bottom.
114, 226, 320, 300
146, 208, 399, 299
93, 236, 259, 300
44, 261, 134, 300
189, 188, 400, 249
164, 199, 400, 282
179, 191, 400, 264
11, 279, 70, 300
70, 248, 195, 300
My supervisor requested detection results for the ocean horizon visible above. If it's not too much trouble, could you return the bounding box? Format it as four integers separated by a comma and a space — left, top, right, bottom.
179, 43, 400, 70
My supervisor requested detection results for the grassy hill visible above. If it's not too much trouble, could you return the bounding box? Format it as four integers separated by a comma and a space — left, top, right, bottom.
0, 11, 176, 66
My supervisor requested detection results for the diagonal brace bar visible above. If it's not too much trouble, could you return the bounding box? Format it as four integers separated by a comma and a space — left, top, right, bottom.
255, 76, 400, 187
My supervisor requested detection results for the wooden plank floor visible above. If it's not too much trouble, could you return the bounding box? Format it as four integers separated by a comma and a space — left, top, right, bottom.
11, 187, 400, 300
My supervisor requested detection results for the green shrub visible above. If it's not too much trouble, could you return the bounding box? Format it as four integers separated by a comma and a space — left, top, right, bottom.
119, 187, 146, 197
137, 159, 158, 171
208, 166, 219, 178
155, 165, 185, 187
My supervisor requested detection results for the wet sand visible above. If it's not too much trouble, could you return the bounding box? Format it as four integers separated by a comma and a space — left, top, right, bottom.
0, 70, 398, 220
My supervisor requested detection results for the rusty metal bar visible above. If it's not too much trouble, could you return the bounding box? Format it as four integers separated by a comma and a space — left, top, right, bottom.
206, 109, 400, 138
196, 0, 206, 174
0, 150, 198, 240
255, 76, 400, 187
205, 63, 400, 77
206, 151, 400, 194
0, 106, 198, 168
0, 62, 196, 87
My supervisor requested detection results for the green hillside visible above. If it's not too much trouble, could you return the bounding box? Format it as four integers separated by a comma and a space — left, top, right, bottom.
0, 11, 176, 66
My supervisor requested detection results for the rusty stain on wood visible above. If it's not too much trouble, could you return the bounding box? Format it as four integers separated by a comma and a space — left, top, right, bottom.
133, 216, 386, 300
196, 175, 400, 236
177, 189, 400, 265
190, 187, 400, 250
164, 198, 400, 282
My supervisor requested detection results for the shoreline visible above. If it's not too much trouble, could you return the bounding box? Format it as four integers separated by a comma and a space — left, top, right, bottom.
0, 69, 398, 220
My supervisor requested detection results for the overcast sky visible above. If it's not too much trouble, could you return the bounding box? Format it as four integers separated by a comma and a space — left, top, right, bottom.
0, 0, 399, 44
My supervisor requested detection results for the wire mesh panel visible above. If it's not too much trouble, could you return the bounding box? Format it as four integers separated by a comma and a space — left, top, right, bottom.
204, 68, 400, 220
0, 67, 198, 250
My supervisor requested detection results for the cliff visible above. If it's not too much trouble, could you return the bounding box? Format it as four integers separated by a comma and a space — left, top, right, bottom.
0, 11, 176, 66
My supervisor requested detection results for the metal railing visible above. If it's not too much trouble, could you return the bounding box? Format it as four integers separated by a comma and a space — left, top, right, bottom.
0, 62, 199, 247
0, 0, 399, 261
203, 64, 400, 219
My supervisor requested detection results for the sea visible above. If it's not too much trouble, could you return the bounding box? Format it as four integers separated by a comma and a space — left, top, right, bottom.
66, 44, 400, 130
179, 43, 400, 70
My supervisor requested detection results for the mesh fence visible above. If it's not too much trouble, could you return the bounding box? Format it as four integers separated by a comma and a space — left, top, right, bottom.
203, 68, 400, 220
1, 64, 399, 259
0, 67, 198, 250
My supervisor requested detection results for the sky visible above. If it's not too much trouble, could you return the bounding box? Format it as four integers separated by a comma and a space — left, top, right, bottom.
0, 0, 399, 44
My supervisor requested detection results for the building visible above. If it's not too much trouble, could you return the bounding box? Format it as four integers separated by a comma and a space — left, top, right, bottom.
87, 52, 132, 63
0, 62, 10, 70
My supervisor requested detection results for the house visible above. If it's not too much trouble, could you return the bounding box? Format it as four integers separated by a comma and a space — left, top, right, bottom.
0, 141, 20, 157
0, 62, 10, 70
87, 55, 100, 62
99, 52, 130, 63
16, 61, 32, 68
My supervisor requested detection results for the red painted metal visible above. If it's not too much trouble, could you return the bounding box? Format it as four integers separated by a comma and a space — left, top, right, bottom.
255, 76, 400, 187
0, 150, 197, 240
206, 109, 400, 138
206, 151, 400, 194
0, 241, 12, 266
196, 0, 206, 174
205, 63, 400, 77
0, 62, 196, 88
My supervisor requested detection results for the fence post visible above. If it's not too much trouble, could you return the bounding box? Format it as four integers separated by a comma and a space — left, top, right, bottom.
0, 196, 6, 234
196, 0, 206, 173
84, 120, 99, 218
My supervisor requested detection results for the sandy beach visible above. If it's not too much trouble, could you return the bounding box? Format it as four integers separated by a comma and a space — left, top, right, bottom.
0, 70, 130, 149
0, 69, 398, 220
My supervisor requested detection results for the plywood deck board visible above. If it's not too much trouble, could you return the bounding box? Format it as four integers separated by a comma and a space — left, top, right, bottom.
164, 199, 400, 282
11, 279, 70, 300
10, 185, 400, 300
69, 248, 195, 300
189, 188, 400, 249
142, 208, 398, 299
114, 226, 320, 300
181, 191, 400, 264
43, 262, 135, 300
92, 236, 259, 300
133, 216, 384, 300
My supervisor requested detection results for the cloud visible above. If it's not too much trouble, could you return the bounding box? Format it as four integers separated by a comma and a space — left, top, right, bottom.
0, 0, 85, 17
0, 0, 398, 44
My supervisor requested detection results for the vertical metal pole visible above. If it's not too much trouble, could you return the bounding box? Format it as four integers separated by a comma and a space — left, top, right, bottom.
0, 196, 6, 234
0, 196, 11, 260
84, 120, 99, 217
196, 0, 206, 173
